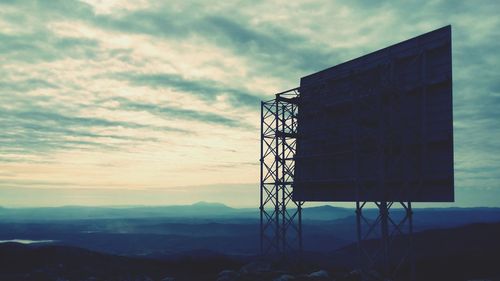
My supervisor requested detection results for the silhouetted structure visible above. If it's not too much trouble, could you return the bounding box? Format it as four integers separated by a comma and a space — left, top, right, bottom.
260, 26, 453, 280
260, 88, 303, 261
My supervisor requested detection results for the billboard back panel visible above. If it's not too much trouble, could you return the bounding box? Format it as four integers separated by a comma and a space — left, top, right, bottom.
293, 26, 453, 202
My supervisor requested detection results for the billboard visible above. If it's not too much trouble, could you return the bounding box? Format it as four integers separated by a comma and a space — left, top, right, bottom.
293, 26, 453, 202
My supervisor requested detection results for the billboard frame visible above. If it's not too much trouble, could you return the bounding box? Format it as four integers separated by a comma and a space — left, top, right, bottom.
260, 26, 453, 280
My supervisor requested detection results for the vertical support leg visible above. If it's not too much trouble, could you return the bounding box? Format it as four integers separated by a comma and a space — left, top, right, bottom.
298, 202, 303, 260
274, 98, 281, 256
356, 200, 363, 270
281, 181, 286, 259
260, 102, 264, 256
380, 201, 390, 275
408, 201, 416, 281
281, 103, 287, 258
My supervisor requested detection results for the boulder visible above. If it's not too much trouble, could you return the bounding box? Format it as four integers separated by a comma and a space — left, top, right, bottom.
273, 274, 295, 281
217, 270, 240, 281
308, 270, 329, 278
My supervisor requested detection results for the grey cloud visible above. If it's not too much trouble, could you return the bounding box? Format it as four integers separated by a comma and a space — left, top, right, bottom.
106, 11, 337, 75
1, 0, 335, 79
113, 98, 251, 128
198, 16, 336, 73
0, 31, 100, 63
111, 72, 262, 108
0, 78, 58, 92
0, 106, 189, 160
7, 109, 182, 131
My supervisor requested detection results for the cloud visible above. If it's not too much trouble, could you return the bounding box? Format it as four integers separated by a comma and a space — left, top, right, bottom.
3, 0, 336, 77
196, 15, 336, 73
112, 97, 251, 128
0, 78, 58, 92
0, 106, 187, 157
110, 72, 262, 108
0, 30, 100, 62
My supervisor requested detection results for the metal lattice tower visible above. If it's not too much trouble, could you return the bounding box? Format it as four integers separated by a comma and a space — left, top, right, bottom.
260, 88, 303, 260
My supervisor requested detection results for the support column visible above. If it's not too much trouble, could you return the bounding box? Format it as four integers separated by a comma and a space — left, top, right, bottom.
356, 201, 415, 280
260, 88, 303, 262
380, 201, 390, 276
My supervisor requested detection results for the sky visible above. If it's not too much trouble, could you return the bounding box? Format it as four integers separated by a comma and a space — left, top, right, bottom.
0, 0, 499, 208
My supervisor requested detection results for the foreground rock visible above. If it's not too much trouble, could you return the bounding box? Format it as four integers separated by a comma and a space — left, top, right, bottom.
218, 263, 336, 281
307, 270, 329, 278
216, 270, 240, 281
273, 274, 295, 281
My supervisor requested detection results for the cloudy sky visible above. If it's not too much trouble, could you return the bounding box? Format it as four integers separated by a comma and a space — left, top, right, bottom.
0, 0, 499, 207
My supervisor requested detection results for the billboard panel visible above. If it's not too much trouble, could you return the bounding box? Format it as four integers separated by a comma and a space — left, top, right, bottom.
293, 26, 453, 202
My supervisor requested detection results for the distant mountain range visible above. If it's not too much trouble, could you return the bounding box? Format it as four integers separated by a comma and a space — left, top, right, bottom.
1, 202, 499, 225
0, 201, 254, 221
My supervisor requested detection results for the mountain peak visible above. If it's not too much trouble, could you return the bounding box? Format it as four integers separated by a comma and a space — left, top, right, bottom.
191, 201, 229, 208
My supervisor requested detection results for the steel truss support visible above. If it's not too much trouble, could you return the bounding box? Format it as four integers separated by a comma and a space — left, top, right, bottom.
356, 201, 415, 281
260, 88, 303, 261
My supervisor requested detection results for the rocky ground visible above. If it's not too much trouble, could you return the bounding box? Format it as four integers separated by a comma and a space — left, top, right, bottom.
214, 260, 363, 281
